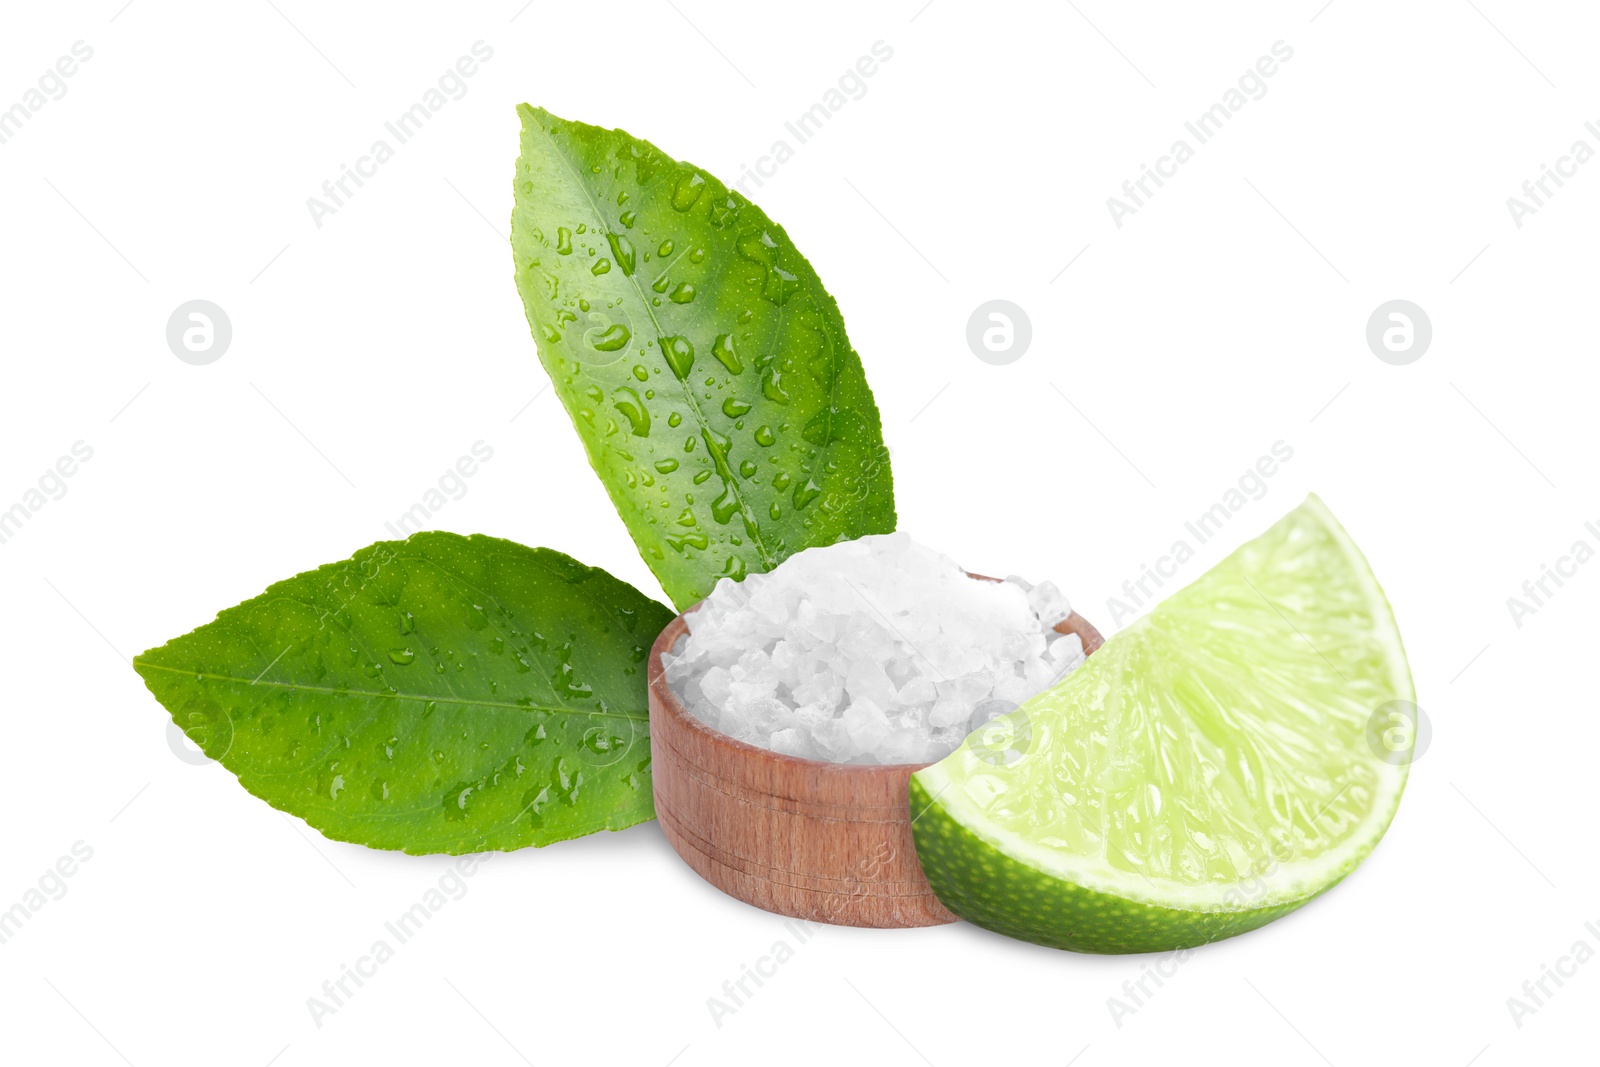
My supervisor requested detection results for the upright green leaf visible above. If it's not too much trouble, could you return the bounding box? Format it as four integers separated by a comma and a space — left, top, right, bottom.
133, 533, 675, 855
511, 104, 896, 609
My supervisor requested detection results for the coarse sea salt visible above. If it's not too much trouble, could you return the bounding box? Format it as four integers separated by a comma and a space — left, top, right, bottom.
661, 532, 1084, 765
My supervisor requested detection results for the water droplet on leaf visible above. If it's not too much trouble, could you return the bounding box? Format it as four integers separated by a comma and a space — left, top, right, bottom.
612, 387, 651, 437
591, 323, 631, 352
605, 232, 636, 275
660, 336, 695, 380
672, 171, 706, 211
711, 333, 742, 374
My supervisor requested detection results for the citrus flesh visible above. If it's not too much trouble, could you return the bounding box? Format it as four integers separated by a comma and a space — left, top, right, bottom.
910, 495, 1414, 953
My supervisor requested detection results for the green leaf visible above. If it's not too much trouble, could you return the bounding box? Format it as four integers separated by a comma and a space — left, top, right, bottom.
511, 104, 896, 610
132, 533, 675, 855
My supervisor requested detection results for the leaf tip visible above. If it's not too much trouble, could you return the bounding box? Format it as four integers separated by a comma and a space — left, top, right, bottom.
516, 102, 554, 132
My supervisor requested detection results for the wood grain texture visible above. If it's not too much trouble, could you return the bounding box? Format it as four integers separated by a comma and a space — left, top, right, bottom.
648, 580, 1104, 928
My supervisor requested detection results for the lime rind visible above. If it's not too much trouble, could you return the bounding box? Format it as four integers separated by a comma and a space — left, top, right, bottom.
910, 776, 1322, 953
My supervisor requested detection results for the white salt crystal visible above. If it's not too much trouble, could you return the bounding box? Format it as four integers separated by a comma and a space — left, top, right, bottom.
743, 697, 792, 734
666, 532, 1085, 765
700, 666, 733, 707
928, 696, 972, 728
1027, 580, 1073, 628
1023, 656, 1058, 692
878, 728, 926, 765
843, 697, 890, 750
940, 673, 992, 707
993, 675, 1036, 705
810, 716, 854, 761
769, 728, 812, 758
845, 659, 897, 708
793, 702, 833, 730
770, 640, 800, 673
897, 676, 938, 708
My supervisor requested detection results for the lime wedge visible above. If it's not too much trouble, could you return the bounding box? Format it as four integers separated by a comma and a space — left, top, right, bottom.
910, 495, 1414, 953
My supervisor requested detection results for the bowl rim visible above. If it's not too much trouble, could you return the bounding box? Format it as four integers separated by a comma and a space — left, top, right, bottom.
647, 575, 1104, 776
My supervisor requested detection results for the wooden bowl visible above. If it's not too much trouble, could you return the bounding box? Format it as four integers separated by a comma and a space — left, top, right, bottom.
646, 578, 1104, 928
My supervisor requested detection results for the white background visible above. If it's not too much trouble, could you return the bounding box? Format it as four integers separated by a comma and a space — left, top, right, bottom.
0, 1, 1594, 1064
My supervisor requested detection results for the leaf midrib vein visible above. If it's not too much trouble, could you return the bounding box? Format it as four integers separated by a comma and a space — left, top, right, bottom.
133, 661, 647, 721
541, 129, 779, 572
